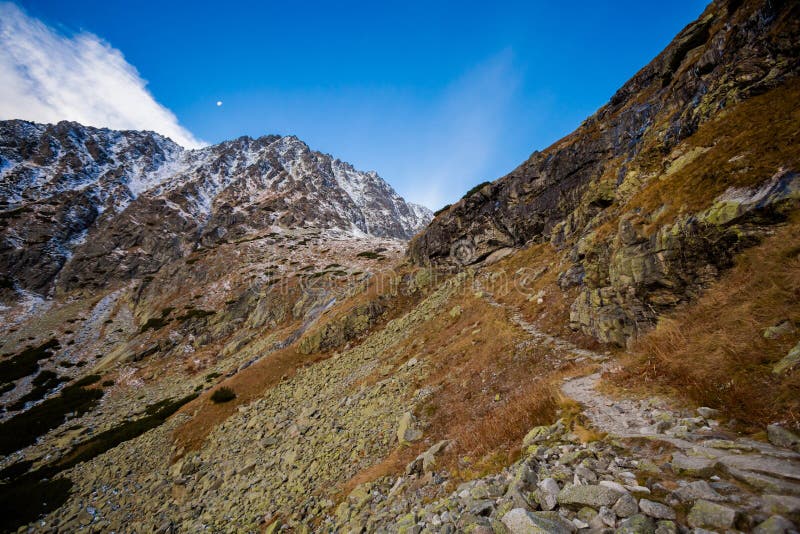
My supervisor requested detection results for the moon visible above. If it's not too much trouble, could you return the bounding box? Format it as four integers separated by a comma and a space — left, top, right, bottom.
216, 101, 223, 107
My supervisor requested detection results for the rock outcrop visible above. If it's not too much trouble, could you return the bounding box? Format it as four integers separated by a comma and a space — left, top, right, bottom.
409, 0, 800, 344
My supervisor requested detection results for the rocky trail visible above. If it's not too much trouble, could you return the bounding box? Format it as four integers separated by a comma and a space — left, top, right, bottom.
428, 285, 800, 532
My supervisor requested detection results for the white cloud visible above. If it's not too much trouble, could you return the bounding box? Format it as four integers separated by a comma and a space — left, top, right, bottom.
0, 2, 204, 148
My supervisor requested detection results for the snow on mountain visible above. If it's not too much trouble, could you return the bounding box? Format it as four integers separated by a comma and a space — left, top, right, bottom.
0, 120, 432, 297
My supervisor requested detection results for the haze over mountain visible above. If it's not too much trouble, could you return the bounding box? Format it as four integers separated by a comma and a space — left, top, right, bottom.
0, 0, 799, 532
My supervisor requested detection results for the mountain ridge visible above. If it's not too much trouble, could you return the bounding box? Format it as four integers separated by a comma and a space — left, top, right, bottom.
0, 119, 432, 298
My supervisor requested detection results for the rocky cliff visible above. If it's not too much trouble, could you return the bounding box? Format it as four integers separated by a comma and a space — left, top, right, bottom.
0, 121, 431, 298
409, 0, 799, 344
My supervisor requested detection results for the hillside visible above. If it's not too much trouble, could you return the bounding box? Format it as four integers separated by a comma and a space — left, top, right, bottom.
1, 0, 799, 532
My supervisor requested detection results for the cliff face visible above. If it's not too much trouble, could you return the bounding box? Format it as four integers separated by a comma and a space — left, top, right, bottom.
0, 122, 431, 298
409, 0, 800, 344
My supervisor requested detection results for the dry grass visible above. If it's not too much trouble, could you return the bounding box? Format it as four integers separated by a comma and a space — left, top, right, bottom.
611, 216, 800, 431
482, 242, 605, 350
632, 79, 800, 230
402, 291, 576, 474
172, 266, 441, 455
172, 325, 311, 455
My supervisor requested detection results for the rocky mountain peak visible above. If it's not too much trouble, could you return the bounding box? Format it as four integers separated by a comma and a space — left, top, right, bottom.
0, 120, 431, 298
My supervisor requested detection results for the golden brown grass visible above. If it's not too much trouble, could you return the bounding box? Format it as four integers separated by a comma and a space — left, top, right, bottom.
172, 324, 310, 455
632, 78, 800, 230
611, 216, 800, 431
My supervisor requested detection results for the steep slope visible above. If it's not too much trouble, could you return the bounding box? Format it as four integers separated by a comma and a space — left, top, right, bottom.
409, 0, 799, 345
0, 121, 432, 298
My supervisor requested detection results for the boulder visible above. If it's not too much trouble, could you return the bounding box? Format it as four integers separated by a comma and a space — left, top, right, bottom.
670, 453, 717, 477
397, 412, 422, 443
501, 508, 572, 534
537, 478, 560, 511
406, 440, 451, 475
767, 424, 800, 451
616, 514, 656, 534
637, 499, 676, 520
753, 515, 796, 534
612, 493, 639, 518
557, 484, 622, 508
687, 500, 737, 529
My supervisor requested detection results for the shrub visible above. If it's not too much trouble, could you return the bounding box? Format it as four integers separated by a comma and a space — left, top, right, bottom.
461, 181, 492, 200
433, 204, 451, 217
210, 387, 236, 403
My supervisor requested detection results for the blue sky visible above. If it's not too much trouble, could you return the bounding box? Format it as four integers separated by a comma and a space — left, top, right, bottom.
5, 1, 707, 209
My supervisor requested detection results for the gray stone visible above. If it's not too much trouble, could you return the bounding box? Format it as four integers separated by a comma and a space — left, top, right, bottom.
538, 478, 560, 511
687, 500, 737, 529
718, 454, 800, 481
761, 494, 800, 518
673, 480, 724, 503
406, 440, 451, 475
670, 453, 717, 477
654, 520, 677, 534
696, 407, 720, 419
558, 484, 622, 508
637, 499, 676, 520
763, 320, 796, 340
397, 412, 422, 443
600, 480, 630, 494
597, 506, 617, 528
612, 493, 639, 518
501, 508, 572, 534
774, 342, 800, 374
725, 466, 800, 495
767, 424, 800, 451
753, 515, 796, 534
615, 514, 656, 534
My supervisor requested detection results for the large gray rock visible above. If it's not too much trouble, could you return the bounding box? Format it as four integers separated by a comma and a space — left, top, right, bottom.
501, 508, 572, 534
718, 454, 800, 481
761, 494, 800, 519
673, 480, 723, 503
612, 493, 639, 518
537, 478, 560, 511
397, 412, 422, 444
753, 515, 796, 534
637, 499, 676, 520
767, 424, 800, 451
670, 453, 717, 476
405, 439, 451, 475
616, 514, 656, 534
687, 500, 738, 529
557, 484, 622, 508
